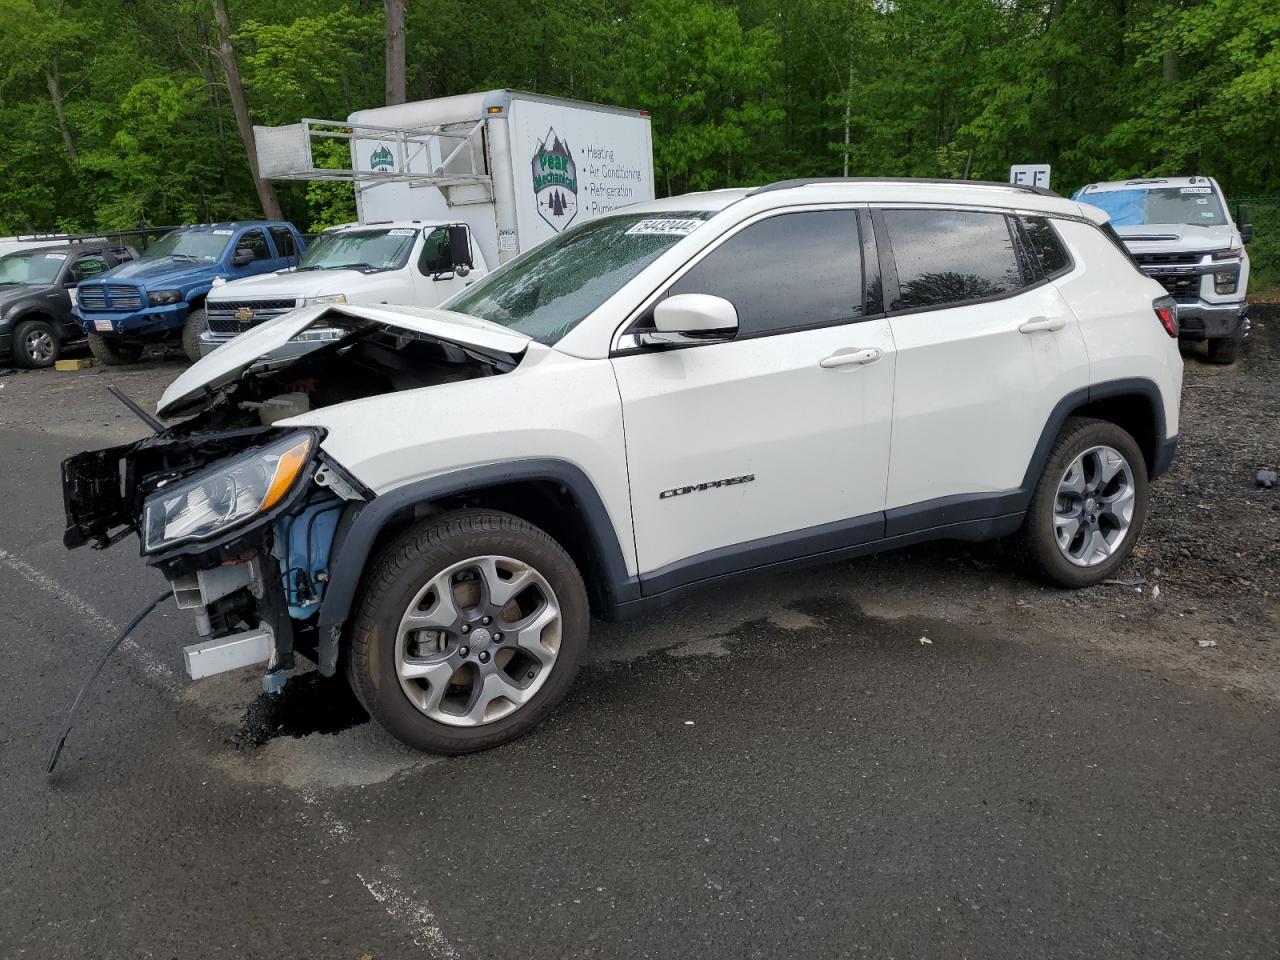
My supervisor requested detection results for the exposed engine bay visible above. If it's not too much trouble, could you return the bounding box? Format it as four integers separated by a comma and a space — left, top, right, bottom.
60, 313, 522, 687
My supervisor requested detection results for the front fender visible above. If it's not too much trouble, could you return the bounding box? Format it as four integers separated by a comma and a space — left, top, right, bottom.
314, 458, 638, 676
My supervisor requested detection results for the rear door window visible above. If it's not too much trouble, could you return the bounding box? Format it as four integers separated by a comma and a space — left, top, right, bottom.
881, 209, 1025, 311
666, 210, 864, 338
269, 227, 297, 258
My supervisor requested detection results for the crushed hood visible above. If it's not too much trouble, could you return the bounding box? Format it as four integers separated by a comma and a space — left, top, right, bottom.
156, 303, 532, 418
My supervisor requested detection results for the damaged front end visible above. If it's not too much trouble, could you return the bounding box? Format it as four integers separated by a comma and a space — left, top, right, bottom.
63, 424, 358, 689
61, 306, 526, 692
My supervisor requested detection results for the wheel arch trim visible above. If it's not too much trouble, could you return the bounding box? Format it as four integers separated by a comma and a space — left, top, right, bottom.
315, 458, 637, 675
1022, 378, 1170, 492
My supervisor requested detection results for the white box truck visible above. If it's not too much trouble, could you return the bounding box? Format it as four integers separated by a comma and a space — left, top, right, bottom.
197, 90, 655, 355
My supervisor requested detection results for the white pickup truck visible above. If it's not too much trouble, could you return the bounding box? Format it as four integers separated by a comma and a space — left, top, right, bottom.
199, 220, 485, 355
1074, 176, 1253, 363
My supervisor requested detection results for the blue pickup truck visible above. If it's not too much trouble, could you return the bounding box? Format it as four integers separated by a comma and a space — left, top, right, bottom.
75, 221, 305, 364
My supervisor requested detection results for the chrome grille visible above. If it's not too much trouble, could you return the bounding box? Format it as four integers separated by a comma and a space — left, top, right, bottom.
205, 297, 300, 334
77, 283, 143, 311
77, 286, 107, 310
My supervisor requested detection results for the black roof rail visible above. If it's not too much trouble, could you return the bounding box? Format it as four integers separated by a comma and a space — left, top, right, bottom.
746, 177, 1061, 199
12, 225, 185, 244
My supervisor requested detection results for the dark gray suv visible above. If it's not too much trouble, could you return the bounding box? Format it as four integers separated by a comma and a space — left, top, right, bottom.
0, 242, 136, 368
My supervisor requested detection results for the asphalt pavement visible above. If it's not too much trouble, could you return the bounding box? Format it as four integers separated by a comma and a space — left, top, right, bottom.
2, 403, 1278, 958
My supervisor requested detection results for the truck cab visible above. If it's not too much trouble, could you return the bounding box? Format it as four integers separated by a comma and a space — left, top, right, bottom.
74, 222, 305, 364
1074, 177, 1253, 363
197, 220, 485, 356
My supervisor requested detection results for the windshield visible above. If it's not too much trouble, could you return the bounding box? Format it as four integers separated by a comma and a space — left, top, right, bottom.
1075, 186, 1227, 227
144, 230, 233, 262
0, 250, 66, 285
445, 212, 714, 343
298, 228, 417, 271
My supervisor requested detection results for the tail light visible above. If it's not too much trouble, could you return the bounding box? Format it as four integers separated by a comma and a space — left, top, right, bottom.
1153, 296, 1178, 338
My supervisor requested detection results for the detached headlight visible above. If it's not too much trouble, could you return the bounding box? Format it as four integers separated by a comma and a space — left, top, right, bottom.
142, 433, 314, 552
302, 293, 347, 306
148, 289, 183, 306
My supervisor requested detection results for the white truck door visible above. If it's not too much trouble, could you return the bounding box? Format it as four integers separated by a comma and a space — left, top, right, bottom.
611, 209, 895, 588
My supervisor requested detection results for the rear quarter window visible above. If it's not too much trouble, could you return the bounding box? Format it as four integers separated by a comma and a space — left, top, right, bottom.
1021, 217, 1072, 278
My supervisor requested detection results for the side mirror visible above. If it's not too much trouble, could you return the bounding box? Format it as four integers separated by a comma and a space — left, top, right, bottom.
1236, 205, 1254, 244
447, 225, 473, 274
232, 248, 255, 267
639, 294, 739, 347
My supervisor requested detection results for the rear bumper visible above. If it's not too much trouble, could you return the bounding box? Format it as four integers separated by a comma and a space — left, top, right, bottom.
1176, 301, 1248, 340
77, 302, 189, 338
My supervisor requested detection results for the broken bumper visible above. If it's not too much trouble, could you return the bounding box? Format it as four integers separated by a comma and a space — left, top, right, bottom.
61, 427, 356, 685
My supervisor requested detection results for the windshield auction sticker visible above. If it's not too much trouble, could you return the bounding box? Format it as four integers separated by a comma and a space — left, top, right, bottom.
625, 218, 703, 237
1180, 187, 1212, 194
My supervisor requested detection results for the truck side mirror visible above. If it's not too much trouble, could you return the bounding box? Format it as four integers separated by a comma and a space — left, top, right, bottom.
447, 225, 473, 272
232, 248, 255, 267
1236, 205, 1254, 244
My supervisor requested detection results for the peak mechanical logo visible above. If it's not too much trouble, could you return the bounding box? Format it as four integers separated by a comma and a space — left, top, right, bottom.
370, 144, 394, 172
532, 127, 578, 231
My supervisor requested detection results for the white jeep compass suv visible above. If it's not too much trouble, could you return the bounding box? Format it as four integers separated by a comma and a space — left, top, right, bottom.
62, 178, 1183, 755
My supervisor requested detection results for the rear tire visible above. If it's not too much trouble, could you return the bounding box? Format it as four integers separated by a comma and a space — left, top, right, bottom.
86, 333, 144, 366
12, 318, 59, 368
346, 509, 589, 754
1206, 330, 1241, 365
181, 306, 207, 363
1016, 417, 1149, 588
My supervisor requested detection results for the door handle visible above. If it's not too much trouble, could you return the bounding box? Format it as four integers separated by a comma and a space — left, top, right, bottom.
820, 347, 883, 368
1018, 315, 1066, 334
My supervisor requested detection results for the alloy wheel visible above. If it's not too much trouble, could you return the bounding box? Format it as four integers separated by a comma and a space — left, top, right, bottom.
394, 555, 562, 726
25, 328, 55, 364
1052, 445, 1136, 567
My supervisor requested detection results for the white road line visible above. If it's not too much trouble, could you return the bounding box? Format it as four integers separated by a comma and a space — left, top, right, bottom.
0, 546, 177, 686
357, 870, 460, 958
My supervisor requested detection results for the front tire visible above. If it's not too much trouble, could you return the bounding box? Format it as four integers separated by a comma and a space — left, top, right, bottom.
86, 333, 144, 365
12, 318, 59, 368
181, 306, 207, 363
1017, 417, 1149, 587
347, 509, 589, 754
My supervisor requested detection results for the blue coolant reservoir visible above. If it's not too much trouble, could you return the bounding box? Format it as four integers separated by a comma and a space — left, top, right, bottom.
275, 500, 344, 619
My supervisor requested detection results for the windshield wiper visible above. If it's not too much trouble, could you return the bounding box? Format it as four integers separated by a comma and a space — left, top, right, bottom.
300, 262, 382, 273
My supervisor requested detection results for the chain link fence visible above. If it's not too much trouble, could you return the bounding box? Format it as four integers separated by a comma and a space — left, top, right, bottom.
1236, 197, 1279, 291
